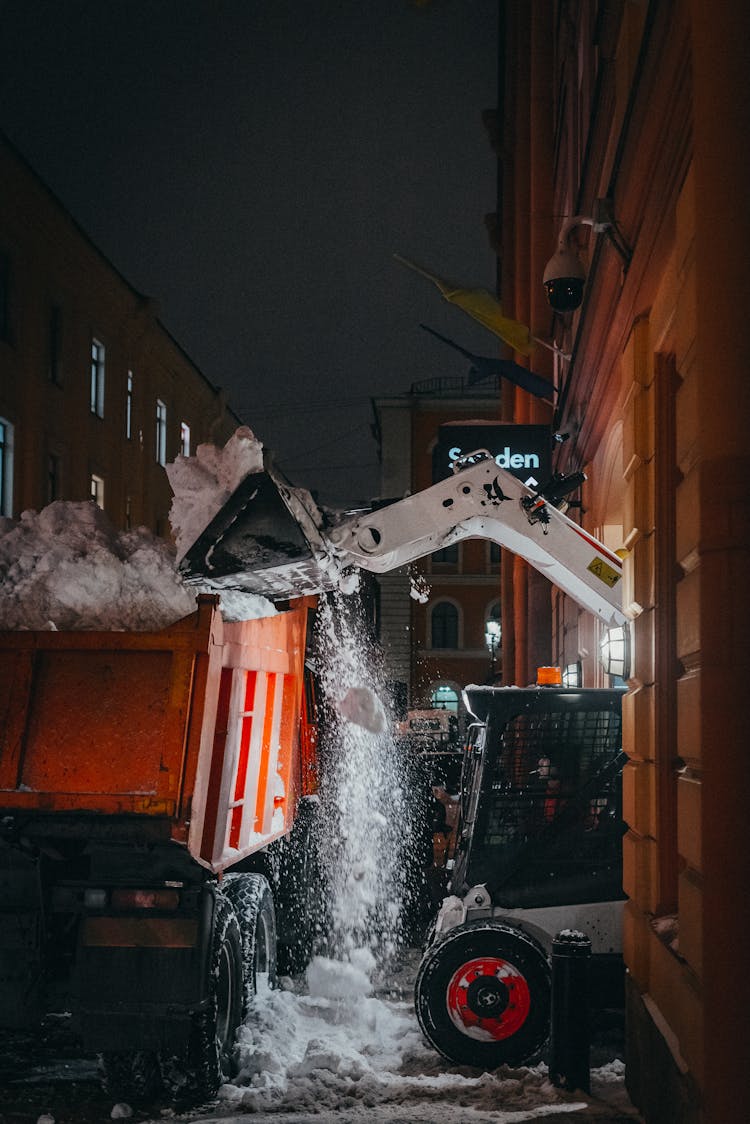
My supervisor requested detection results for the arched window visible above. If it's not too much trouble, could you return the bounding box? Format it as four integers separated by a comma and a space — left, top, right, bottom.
430, 685, 459, 712
431, 601, 459, 649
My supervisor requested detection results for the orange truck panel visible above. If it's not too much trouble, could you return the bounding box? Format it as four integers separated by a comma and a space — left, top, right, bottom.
0, 595, 315, 874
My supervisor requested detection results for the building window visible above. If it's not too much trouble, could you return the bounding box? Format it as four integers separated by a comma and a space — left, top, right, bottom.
125, 494, 132, 530
431, 601, 459, 649
49, 305, 63, 384
90, 338, 105, 417
180, 421, 191, 457
155, 399, 167, 465
430, 685, 459, 713
489, 541, 501, 565
0, 417, 14, 516
432, 544, 459, 567
126, 370, 133, 439
46, 453, 61, 503
90, 473, 105, 509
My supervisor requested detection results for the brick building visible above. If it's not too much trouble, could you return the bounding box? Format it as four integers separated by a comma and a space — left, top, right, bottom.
0, 132, 239, 534
497, 3, 750, 1120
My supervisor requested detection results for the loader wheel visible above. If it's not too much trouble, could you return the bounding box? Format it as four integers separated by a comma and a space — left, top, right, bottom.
414, 921, 551, 1068
163, 892, 244, 1105
222, 872, 278, 1005
101, 1049, 162, 1104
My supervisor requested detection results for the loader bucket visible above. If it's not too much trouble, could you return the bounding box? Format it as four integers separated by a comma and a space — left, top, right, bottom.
179, 465, 341, 600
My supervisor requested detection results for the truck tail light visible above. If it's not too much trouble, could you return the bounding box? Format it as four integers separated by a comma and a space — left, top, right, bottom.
110, 888, 180, 911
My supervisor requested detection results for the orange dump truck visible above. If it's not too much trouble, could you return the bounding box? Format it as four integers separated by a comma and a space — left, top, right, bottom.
0, 594, 322, 1102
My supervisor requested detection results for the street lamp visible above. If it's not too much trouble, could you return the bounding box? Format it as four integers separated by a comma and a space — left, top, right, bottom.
485, 619, 502, 681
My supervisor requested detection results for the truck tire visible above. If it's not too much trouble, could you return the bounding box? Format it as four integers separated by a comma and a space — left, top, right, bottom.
163, 892, 244, 1105
222, 872, 277, 1005
101, 1049, 162, 1104
275, 798, 325, 976
414, 921, 551, 1068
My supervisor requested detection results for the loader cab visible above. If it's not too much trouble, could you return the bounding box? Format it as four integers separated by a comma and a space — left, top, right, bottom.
451, 683, 626, 911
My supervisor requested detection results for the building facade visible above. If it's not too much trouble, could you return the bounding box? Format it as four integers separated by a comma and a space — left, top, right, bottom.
0, 133, 240, 535
373, 377, 537, 725
498, 3, 750, 1120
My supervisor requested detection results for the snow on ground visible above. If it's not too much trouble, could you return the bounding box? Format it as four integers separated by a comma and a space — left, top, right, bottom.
135, 948, 637, 1124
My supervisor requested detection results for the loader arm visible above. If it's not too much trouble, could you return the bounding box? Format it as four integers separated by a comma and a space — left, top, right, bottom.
326, 455, 626, 626
179, 452, 625, 626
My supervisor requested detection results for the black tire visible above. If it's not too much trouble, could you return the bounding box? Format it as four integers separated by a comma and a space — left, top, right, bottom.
162, 892, 244, 1105
222, 872, 278, 1005
101, 1049, 162, 1104
414, 921, 551, 1068
274, 798, 326, 975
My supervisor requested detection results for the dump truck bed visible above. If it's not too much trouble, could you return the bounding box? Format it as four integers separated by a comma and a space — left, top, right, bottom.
0, 594, 315, 872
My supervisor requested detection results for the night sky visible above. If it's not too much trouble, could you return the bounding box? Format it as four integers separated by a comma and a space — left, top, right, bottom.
1, 0, 498, 506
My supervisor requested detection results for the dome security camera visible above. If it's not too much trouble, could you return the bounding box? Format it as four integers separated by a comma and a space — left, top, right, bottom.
542, 245, 586, 312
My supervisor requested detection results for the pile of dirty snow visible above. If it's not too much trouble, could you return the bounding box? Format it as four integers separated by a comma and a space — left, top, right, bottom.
0, 428, 281, 631
204, 949, 636, 1123
0, 501, 196, 631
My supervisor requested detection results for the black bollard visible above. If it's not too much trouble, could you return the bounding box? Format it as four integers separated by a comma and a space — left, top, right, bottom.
549, 928, 592, 1093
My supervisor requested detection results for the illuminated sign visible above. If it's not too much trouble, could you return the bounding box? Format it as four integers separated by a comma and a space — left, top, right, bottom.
432, 424, 552, 484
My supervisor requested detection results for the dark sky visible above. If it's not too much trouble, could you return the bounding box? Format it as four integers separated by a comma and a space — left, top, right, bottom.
0, 0, 498, 506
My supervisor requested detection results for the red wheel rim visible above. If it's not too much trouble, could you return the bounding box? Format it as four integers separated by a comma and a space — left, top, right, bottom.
446, 955, 531, 1042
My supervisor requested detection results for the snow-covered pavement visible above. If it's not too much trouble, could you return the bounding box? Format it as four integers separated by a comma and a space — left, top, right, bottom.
133, 948, 640, 1124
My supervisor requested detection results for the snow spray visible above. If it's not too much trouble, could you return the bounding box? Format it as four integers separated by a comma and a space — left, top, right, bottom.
313, 590, 415, 971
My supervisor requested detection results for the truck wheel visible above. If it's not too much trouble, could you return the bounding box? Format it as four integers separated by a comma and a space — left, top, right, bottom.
222, 872, 278, 1005
163, 892, 244, 1105
414, 921, 551, 1068
275, 798, 325, 975
101, 1049, 162, 1104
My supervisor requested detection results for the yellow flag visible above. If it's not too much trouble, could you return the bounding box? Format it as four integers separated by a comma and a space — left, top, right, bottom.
394, 254, 534, 356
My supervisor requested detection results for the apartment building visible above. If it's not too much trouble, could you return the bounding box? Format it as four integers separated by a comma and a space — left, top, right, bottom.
0, 132, 240, 535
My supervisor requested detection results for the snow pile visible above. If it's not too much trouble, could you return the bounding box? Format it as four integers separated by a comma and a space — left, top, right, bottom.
0, 494, 276, 631
0, 502, 196, 631
212, 950, 634, 1122
166, 425, 264, 562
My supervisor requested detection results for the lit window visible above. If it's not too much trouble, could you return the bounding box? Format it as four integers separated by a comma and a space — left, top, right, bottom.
126, 371, 133, 439
90, 338, 105, 417
155, 399, 167, 466
0, 417, 14, 516
430, 685, 459, 713
431, 601, 459, 649
90, 473, 105, 510
180, 421, 191, 457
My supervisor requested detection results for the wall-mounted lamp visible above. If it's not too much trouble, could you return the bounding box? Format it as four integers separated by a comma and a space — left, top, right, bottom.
600, 624, 631, 680
562, 661, 582, 688
543, 199, 632, 313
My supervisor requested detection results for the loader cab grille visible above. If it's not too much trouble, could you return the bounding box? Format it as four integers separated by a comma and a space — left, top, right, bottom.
456, 688, 625, 909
